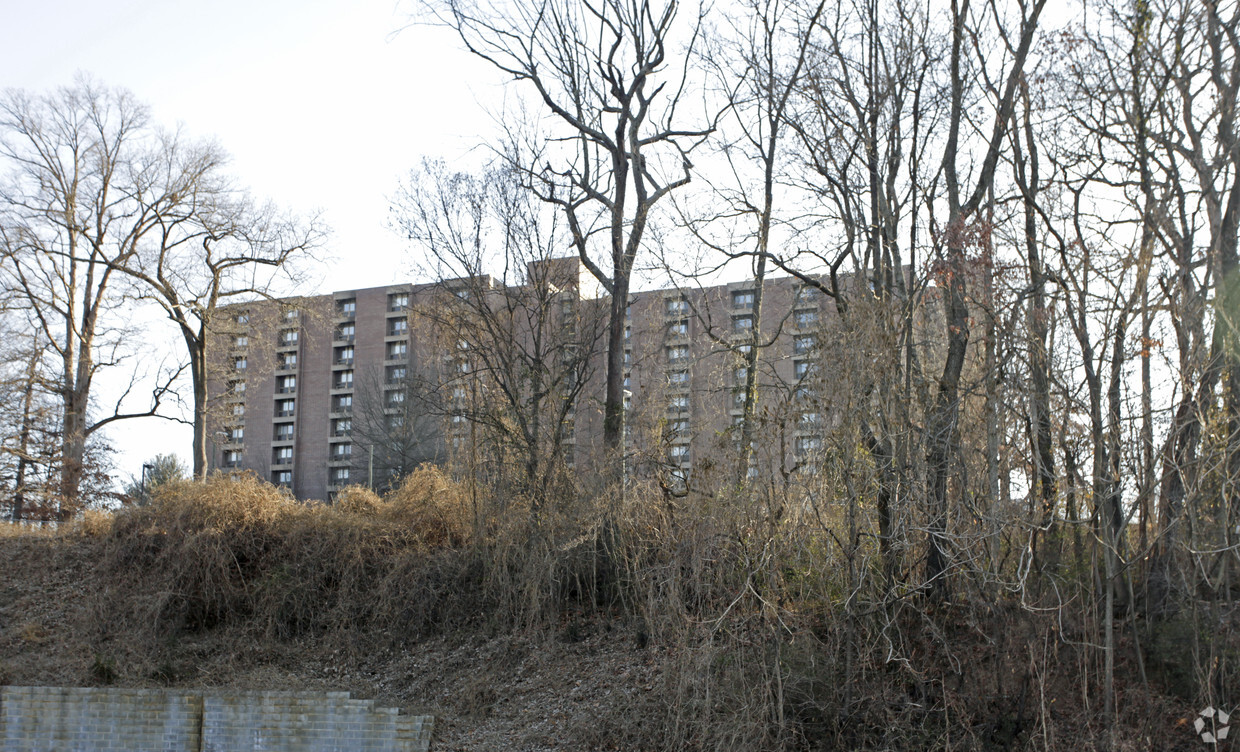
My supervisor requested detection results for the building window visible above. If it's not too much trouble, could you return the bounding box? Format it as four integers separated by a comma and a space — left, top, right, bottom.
278, 352, 298, 371
666, 345, 690, 363
332, 394, 353, 413
794, 360, 816, 380
668, 319, 688, 336
335, 346, 354, 365
668, 395, 689, 413
283, 308, 299, 322
388, 414, 405, 430
794, 334, 817, 355
799, 411, 821, 426
667, 370, 689, 386
234, 356, 247, 371
387, 341, 407, 360
794, 309, 818, 329
331, 467, 350, 485
451, 412, 467, 427
386, 390, 405, 407
388, 317, 408, 336
230, 380, 246, 395
796, 285, 820, 306
731, 289, 755, 309
387, 365, 407, 383
732, 390, 747, 409
666, 297, 689, 316
732, 315, 754, 333
277, 375, 297, 394
334, 370, 354, 390
332, 417, 352, 437
455, 359, 471, 374
668, 444, 690, 466
668, 418, 689, 436
280, 329, 299, 347
734, 366, 749, 386
331, 443, 352, 460
624, 325, 632, 340
388, 292, 410, 312
274, 423, 294, 441
232, 403, 246, 417
225, 426, 243, 443
337, 298, 356, 317
223, 450, 243, 468
233, 335, 248, 348
272, 470, 292, 486
451, 386, 467, 402
275, 398, 295, 417
234, 311, 250, 326
273, 446, 293, 465
795, 436, 821, 454
336, 323, 355, 341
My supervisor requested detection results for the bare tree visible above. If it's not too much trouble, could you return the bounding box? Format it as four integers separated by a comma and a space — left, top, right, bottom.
780, 0, 945, 578
918, 0, 1046, 596
671, 0, 827, 484
0, 79, 323, 485
418, 0, 713, 465
0, 322, 60, 521
349, 359, 445, 492
0, 79, 186, 504
392, 159, 606, 507
119, 178, 324, 479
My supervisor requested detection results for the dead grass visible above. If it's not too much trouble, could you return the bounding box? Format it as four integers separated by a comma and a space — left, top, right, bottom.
0, 470, 1230, 751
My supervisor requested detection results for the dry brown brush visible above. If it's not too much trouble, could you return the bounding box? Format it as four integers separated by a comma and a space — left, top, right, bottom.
3, 464, 1234, 751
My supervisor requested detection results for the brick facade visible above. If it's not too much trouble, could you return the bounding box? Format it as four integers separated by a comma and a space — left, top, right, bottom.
206, 260, 866, 499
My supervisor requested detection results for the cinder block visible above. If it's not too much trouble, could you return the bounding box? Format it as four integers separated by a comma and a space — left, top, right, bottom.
0, 687, 433, 752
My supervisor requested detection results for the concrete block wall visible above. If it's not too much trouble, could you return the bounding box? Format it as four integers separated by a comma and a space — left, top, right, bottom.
0, 686, 433, 751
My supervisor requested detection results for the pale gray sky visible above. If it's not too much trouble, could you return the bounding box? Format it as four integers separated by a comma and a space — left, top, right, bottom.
1, 0, 504, 481
2, 0, 500, 290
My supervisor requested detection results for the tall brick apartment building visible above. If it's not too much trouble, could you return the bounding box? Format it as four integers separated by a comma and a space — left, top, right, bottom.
206, 258, 845, 500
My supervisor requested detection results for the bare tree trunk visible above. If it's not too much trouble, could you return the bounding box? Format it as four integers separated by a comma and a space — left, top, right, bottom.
11, 352, 38, 522
924, 0, 1046, 596
1013, 90, 1056, 535
188, 335, 209, 478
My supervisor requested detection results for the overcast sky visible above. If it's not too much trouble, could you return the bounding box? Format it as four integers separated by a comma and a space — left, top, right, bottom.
2, 0, 504, 285
1, 0, 506, 482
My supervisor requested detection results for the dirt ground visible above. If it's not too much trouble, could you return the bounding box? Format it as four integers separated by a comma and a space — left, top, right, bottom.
0, 535, 668, 751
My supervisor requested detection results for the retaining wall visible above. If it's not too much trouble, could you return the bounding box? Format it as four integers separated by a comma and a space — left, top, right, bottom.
0, 686, 433, 751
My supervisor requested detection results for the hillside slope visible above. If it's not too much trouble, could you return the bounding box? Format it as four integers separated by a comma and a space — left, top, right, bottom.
0, 472, 1221, 751
0, 532, 668, 752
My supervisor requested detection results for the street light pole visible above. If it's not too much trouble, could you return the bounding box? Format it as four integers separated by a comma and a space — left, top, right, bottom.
141, 462, 154, 503
213, 430, 227, 475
